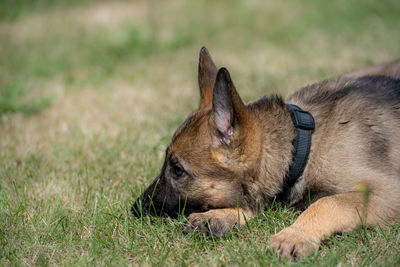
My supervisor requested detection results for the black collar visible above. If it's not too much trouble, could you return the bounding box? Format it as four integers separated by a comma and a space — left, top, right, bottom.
279, 104, 315, 200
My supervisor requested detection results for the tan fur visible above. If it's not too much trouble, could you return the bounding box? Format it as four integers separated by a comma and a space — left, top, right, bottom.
133, 48, 400, 260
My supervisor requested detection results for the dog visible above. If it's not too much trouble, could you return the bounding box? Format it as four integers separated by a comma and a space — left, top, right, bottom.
132, 47, 400, 260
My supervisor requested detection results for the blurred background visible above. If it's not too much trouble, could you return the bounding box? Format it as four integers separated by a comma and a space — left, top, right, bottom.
0, 0, 399, 264
1, 0, 399, 150
2, 0, 400, 156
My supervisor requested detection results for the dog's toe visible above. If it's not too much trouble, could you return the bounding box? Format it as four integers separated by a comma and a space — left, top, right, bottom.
269, 227, 319, 260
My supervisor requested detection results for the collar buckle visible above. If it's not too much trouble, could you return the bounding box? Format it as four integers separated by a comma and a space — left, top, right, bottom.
291, 109, 315, 130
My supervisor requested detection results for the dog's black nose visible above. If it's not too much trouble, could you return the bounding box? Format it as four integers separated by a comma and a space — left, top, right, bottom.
131, 197, 147, 217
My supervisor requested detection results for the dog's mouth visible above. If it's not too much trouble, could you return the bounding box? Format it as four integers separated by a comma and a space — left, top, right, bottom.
131, 195, 209, 218
131, 171, 210, 218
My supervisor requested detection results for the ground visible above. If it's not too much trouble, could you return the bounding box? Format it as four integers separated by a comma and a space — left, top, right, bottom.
1, 0, 400, 265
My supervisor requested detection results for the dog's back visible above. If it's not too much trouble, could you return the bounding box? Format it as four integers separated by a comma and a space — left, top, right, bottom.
343, 59, 400, 79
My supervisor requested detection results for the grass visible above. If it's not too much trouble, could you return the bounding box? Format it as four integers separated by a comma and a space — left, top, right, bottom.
0, 83, 53, 115
1, 0, 400, 265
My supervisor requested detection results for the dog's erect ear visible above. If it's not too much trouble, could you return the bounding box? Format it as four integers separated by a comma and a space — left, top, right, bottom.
198, 47, 218, 110
212, 68, 248, 146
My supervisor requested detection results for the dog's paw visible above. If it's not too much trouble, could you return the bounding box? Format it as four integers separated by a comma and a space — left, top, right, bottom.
269, 227, 319, 260
183, 210, 235, 237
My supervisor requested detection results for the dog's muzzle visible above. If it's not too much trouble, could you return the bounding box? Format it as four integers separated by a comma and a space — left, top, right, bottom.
131, 196, 149, 217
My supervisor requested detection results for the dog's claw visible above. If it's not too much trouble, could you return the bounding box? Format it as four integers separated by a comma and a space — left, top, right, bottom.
182, 227, 189, 235
183, 211, 234, 237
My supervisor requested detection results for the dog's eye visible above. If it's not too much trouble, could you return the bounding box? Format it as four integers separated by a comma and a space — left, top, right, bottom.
171, 164, 185, 178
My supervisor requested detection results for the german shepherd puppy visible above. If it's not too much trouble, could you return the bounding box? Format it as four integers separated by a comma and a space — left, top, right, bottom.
132, 47, 400, 259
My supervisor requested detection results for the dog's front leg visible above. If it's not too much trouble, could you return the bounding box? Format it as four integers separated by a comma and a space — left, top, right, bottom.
183, 208, 255, 237
269, 191, 398, 260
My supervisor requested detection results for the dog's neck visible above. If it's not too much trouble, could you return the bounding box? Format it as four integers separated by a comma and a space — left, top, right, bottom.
247, 96, 298, 209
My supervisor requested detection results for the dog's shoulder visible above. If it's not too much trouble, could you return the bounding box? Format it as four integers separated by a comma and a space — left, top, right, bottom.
283, 75, 400, 207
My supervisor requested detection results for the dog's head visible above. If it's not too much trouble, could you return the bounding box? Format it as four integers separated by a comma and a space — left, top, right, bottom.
132, 47, 262, 217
